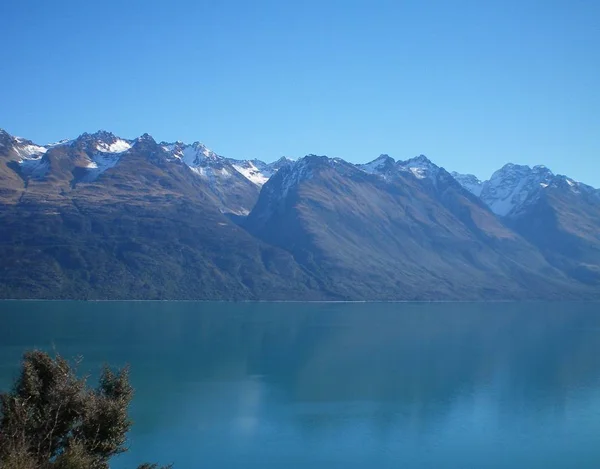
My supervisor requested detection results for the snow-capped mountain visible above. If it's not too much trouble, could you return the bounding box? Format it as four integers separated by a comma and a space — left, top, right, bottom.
2, 126, 600, 301
227, 156, 294, 186
450, 172, 483, 197
1, 128, 291, 191
359, 154, 442, 183
397, 155, 442, 182
12, 136, 50, 179
161, 140, 220, 166
453, 163, 598, 218
358, 154, 396, 176
159, 140, 293, 188
4, 128, 598, 216
72, 131, 133, 181
480, 164, 554, 216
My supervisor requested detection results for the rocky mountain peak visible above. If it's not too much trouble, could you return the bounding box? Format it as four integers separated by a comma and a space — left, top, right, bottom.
397, 154, 440, 181
359, 154, 396, 175
73, 130, 131, 154
480, 164, 555, 217
451, 172, 484, 196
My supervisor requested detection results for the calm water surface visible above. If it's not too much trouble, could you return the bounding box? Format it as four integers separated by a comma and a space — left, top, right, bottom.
1, 302, 600, 468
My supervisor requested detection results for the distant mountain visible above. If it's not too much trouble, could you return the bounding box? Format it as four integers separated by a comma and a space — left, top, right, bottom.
246, 154, 585, 300
0, 129, 291, 214
450, 172, 483, 197
453, 163, 600, 285
1, 127, 598, 300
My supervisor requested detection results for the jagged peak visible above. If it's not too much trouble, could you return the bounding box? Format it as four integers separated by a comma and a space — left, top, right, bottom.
374, 153, 394, 162
273, 156, 294, 164
161, 139, 220, 166
397, 154, 440, 181
133, 133, 157, 146
130, 134, 160, 153
79, 129, 116, 139
493, 162, 554, 176
451, 172, 484, 196
359, 154, 396, 175
70, 130, 132, 154
402, 154, 433, 165
297, 154, 330, 168
451, 171, 482, 183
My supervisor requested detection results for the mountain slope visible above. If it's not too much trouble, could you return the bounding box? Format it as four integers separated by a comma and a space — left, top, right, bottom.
508, 177, 600, 285
1, 128, 599, 300
246, 155, 582, 300
0, 131, 322, 300
454, 163, 600, 286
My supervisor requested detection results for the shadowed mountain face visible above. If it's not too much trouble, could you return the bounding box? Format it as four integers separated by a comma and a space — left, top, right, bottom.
454, 164, 600, 287
245, 155, 585, 300
508, 183, 600, 285
1, 128, 599, 300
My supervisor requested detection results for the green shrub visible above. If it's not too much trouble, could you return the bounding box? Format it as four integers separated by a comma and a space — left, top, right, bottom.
0, 350, 171, 469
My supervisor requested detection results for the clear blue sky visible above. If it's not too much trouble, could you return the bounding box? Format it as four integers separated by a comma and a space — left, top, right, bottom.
2, 0, 599, 184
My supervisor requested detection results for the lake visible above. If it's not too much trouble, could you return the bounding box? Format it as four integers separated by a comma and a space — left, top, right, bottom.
1, 302, 600, 468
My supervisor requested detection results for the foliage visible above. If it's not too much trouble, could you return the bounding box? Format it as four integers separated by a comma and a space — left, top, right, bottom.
0, 350, 171, 469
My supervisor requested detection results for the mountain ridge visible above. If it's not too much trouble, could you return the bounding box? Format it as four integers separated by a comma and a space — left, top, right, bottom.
1, 127, 599, 300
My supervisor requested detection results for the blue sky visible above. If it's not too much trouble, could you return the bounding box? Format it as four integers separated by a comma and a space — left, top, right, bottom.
2, 0, 599, 184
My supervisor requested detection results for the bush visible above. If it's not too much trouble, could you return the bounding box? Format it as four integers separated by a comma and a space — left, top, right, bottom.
0, 350, 171, 469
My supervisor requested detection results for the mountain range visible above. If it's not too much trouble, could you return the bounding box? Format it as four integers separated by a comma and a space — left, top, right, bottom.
1, 128, 599, 300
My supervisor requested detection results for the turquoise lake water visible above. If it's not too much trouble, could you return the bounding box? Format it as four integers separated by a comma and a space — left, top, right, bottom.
1, 301, 600, 468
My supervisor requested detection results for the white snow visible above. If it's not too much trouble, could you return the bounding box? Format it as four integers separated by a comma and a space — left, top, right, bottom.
161, 140, 289, 186
163, 141, 218, 167
80, 153, 121, 181
479, 164, 554, 217
232, 162, 270, 186
45, 139, 73, 148
456, 163, 597, 217
13, 140, 50, 178
409, 167, 427, 179
189, 165, 231, 181
96, 138, 131, 153
397, 155, 440, 183
451, 172, 484, 196
360, 155, 394, 174
15, 143, 47, 158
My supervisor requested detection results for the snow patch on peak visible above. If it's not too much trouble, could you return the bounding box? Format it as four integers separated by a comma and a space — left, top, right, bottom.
232, 161, 270, 186
231, 156, 293, 186
189, 165, 231, 179
397, 155, 439, 181
162, 141, 219, 167
160, 140, 289, 186
13, 141, 48, 178
481, 164, 555, 217
5, 135, 51, 178
15, 143, 47, 159
451, 172, 484, 197
359, 154, 395, 174
80, 153, 121, 181
96, 138, 131, 154
46, 139, 73, 148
